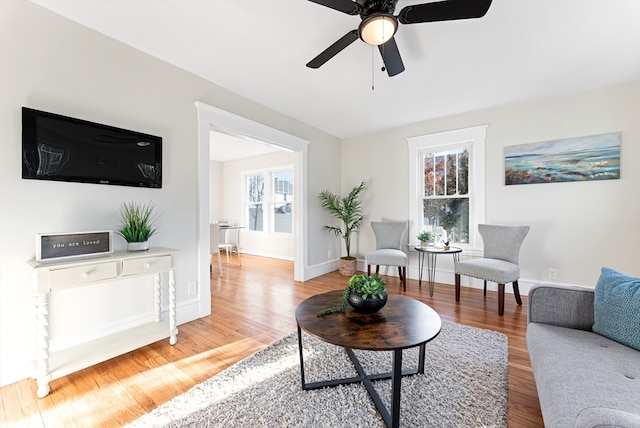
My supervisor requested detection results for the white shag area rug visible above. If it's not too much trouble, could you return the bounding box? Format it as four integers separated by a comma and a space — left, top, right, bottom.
126, 321, 508, 428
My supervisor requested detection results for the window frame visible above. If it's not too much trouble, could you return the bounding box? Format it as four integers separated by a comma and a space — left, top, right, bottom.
407, 125, 487, 252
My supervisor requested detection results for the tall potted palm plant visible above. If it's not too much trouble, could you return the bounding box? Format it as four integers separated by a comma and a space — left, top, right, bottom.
318, 180, 367, 276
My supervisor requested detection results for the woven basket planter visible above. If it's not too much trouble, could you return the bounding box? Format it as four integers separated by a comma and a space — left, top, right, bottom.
339, 258, 357, 276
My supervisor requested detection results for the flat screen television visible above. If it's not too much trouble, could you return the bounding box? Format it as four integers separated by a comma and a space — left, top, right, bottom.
22, 107, 162, 188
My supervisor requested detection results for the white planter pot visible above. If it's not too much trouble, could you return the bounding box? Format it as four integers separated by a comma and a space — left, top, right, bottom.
127, 241, 149, 252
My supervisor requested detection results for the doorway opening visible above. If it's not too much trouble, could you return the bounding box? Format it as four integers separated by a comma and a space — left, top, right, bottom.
210, 131, 294, 260
196, 102, 309, 317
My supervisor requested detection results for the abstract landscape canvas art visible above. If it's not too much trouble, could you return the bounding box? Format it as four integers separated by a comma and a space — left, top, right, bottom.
505, 132, 621, 185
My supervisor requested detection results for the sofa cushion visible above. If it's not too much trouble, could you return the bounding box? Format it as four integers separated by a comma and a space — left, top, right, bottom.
592, 267, 640, 351
526, 323, 640, 427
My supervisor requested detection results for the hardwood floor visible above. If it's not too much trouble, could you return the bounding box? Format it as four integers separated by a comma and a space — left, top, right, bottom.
1, 254, 544, 427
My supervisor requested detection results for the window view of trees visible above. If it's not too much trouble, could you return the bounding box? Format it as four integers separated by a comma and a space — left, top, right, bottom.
422, 147, 470, 244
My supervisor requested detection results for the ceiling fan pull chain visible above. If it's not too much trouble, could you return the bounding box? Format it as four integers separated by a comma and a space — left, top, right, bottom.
371, 45, 375, 90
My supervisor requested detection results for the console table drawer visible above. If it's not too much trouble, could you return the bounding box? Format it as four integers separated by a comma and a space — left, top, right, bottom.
48, 262, 118, 289
122, 255, 172, 277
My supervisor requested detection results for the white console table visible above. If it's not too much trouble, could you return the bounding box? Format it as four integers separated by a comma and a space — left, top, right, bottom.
27, 247, 179, 398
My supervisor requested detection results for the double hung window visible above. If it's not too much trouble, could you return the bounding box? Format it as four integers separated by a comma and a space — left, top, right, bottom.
423, 146, 470, 243
408, 125, 486, 249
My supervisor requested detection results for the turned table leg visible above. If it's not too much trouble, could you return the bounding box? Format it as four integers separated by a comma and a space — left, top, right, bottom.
35, 293, 51, 398
169, 269, 178, 345
154, 272, 161, 322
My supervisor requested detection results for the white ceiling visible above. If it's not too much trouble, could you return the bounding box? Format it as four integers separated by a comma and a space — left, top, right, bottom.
32, 0, 640, 159
209, 131, 282, 162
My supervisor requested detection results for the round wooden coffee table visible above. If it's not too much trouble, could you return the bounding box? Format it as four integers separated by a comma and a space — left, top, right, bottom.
295, 290, 442, 428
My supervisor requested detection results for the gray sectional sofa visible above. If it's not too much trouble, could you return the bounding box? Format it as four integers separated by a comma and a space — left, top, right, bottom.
526, 283, 640, 428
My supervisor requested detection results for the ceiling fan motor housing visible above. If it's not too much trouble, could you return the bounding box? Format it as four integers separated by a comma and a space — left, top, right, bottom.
357, 0, 399, 17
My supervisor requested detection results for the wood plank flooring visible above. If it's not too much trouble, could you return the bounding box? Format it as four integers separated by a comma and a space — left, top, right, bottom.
1, 254, 544, 427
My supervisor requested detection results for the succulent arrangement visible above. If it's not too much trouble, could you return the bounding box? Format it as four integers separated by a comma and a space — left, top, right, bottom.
317, 274, 386, 317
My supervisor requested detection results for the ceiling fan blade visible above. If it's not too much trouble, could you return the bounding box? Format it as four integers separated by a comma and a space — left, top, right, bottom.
398, 0, 492, 25
308, 0, 362, 15
306, 29, 359, 69
378, 37, 405, 76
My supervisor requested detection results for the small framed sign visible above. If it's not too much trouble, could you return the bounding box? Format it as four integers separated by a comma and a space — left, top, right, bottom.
36, 230, 113, 262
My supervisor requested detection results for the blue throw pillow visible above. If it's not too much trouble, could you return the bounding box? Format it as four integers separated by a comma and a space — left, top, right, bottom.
592, 267, 640, 351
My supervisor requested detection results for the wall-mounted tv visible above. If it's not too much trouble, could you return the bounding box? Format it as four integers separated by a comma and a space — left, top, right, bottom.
22, 107, 162, 188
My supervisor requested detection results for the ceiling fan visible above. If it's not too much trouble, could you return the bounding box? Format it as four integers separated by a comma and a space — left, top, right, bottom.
306, 0, 493, 76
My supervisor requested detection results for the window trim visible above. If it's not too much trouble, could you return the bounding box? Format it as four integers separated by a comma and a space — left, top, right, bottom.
407, 125, 487, 251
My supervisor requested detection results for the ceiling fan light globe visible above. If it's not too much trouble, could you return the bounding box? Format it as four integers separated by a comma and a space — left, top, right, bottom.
359, 14, 398, 46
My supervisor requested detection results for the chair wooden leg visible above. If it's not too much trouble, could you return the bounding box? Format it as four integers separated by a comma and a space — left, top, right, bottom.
376, 265, 380, 275
483, 280, 487, 296
367, 265, 371, 276
513, 280, 522, 305
402, 266, 406, 292
397, 266, 405, 291
455, 274, 461, 302
498, 283, 505, 316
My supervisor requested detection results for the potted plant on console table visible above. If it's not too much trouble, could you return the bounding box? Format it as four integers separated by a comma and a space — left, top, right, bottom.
318, 180, 367, 276
317, 274, 387, 316
116, 201, 159, 251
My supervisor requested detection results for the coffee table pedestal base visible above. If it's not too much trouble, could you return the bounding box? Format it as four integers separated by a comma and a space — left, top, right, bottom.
297, 326, 426, 428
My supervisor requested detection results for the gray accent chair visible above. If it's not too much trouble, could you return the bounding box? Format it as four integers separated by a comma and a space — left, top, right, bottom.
366, 222, 408, 291
454, 224, 530, 315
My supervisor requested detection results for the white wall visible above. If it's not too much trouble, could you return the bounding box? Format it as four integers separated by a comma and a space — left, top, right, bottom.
343, 81, 640, 290
209, 160, 224, 222
0, 0, 341, 387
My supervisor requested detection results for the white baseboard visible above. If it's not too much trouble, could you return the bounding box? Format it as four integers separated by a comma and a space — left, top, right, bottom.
175, 297, 206, 325
306, 259, 339, 280
237, 250, 294, 261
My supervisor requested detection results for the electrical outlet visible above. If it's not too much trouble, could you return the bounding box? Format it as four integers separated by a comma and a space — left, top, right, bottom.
187, 281, 197, 295
548, 268, 557, 280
